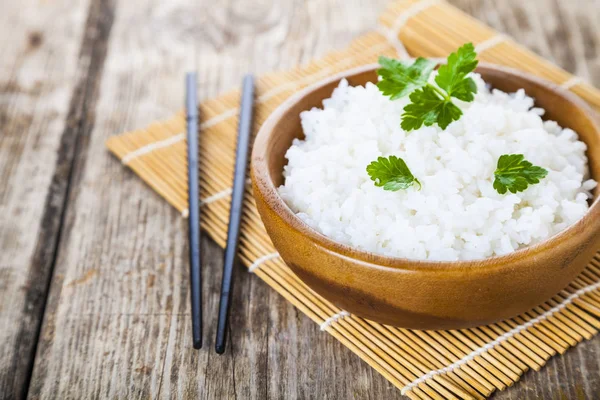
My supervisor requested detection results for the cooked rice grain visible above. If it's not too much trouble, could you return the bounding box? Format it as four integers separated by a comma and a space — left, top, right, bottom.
279, 74, 596, 261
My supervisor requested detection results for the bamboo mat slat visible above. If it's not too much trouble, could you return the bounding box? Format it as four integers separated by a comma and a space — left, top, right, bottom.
105, 1, 600, 398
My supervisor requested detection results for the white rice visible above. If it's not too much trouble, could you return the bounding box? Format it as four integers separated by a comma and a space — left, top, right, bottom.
278, 73, 597, 261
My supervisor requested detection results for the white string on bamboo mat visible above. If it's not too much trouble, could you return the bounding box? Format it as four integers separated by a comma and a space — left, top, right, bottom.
121, 133, 185, 165
561, 76, 584, 90
257, 41, 393, 104
473, 35, 586, 93
200, 187, 233, 206
320, 310, 351, 331
258, 67, 332, 103
375, 0, 442, 59
248, 252, 280, 273
201, 108, 238, 130
401, 280, 600, 395
198, 41, 391, 129
376, 25, 410, 59
181, 178, 252, 218
244, 248, 353, 332
391, 0, 443, 35
474, 34, 509, 54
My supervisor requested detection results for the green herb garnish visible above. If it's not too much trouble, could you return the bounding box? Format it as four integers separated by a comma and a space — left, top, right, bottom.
371, 44, 551, 195
366, 156, 421, 191
434, 43, 479, 102
401, 86, 462, 131
377, 43, 478, 131
377, 57, 436, 100
493, 154, 548, 194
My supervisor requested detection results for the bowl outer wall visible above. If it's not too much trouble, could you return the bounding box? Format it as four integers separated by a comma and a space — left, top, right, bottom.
251, 63, 600, 329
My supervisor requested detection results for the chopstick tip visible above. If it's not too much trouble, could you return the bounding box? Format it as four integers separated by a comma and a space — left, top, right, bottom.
193, 338, 202, 350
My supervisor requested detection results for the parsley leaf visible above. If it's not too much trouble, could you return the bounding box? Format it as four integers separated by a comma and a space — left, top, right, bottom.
435, 42, 479, 101
401, 86, 462, 131
377, 56, 436, 100
366, 155, 421, 191
493, 154, 548, 194
376, 42, 478, 131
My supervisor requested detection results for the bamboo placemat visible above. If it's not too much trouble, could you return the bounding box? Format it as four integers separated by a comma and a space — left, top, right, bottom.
106, 0, 600, 398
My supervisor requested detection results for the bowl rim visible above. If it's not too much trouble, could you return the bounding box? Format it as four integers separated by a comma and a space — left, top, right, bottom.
251, 62, 600, 272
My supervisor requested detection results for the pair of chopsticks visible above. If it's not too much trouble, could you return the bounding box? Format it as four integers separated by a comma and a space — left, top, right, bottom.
185, 73, 255, 353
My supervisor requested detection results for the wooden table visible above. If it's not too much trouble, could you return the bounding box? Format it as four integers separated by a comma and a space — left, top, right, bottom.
1, 0, 599, 398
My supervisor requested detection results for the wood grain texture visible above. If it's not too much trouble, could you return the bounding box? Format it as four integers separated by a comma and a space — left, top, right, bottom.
28, 0, 394, 399
0, 0, 92, 398
0, 0, 597, 399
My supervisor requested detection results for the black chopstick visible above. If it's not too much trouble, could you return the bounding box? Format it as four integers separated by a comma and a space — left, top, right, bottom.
215, 74, 255, 354
186, 72, 202, 349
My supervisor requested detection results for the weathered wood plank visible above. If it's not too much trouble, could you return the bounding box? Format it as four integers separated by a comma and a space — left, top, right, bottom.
26, 0, 191, 394
26, 0, 392, 398
0, 0, 94, 398
19, 0, 600, 399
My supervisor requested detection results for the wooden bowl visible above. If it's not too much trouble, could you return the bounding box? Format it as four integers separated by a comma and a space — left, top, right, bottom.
251, 63, 600, 329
